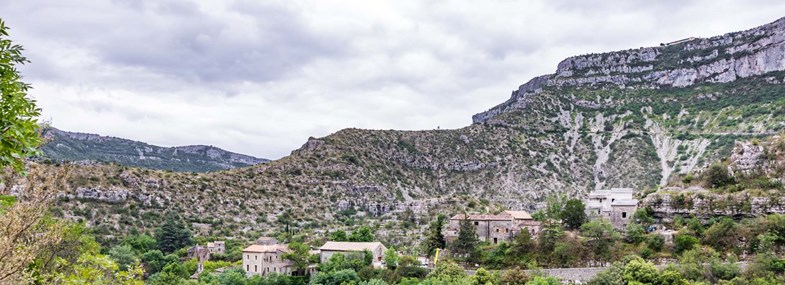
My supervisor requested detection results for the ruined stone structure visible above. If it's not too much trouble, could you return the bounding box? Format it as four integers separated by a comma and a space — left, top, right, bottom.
319, 241, 387, 268
207, 241, 225, 255
445, 211, 541, 244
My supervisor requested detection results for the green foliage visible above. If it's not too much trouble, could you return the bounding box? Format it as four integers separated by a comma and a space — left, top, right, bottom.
282, 242, 311, 275
107, 244, 137, 271
703, 163, 736, 188
674, 234, 700, 254
703, 217, 741, 253
348, 226, 375, 242
309, 269, 361, 285
141, 250, 179, 275
561, 199, 587, 230
647, 234, 665, 252
121, 234, 157, 255
155, 212, 193, 254
450, 215, 479, 261
499, 266, 529, 285
625, 223, 646, 244
330, 230, 348, 242
383, 248, 399, 270
423, 215, 447, 257
471, 267, 497, 285
525, 276, 560, 285
0, 19, 43, 173
581, 219, 620, 264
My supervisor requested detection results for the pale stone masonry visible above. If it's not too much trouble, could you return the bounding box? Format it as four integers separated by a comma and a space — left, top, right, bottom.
242, 243, 293, 277
319, 241, 387, 268
206, 241, 225, 255
585, 188, 638, 230
445, 210, 541, 244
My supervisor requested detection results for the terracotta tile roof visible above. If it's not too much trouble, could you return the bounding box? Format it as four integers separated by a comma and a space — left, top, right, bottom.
243, 244, 290, 253
504, 211, 533, 220
450, 212, 513, 221
319, 241, 386, 252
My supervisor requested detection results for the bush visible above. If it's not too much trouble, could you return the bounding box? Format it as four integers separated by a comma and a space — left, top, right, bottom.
674, 234, 699, 254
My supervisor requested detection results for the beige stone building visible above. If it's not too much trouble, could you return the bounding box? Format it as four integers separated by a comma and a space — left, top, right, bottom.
207, 241, 225, 255
319, 241, 387, 268
585, 188, 638, 230
445, 210, 541, 244
242, 244, 293, 276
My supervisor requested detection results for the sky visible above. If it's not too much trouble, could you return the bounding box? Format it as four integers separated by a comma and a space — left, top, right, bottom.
2, 0, 785, 159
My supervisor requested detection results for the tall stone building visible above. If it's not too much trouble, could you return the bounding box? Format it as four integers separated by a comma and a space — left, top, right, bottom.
585, 188, 638, 230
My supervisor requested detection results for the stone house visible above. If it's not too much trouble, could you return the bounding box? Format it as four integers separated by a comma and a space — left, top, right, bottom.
585, 188, 638, 230
445, 210, 541, 244
319, 241, 387, 268
207, 241, 225, 255
242, 244, 293, 276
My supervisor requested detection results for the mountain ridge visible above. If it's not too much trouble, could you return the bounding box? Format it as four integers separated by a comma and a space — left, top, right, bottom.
40, 127, 269, 172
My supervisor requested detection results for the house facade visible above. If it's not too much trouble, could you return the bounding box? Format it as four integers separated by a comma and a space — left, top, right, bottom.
585, 188, 638, 230
445, 210, 541, 244
242, 244, 293, 276
207, 241, 225, 255
319, 241, 387, 268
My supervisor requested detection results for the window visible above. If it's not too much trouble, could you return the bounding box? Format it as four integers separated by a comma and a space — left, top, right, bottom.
255, 255, 257, 260
474, 221, 479, 226
493, 238, 498, 244
255, 265, 258, 272
495, 228, 499, 233
622, 212, 627, 218
246, 254, 249, 260
246, 265, 249, 271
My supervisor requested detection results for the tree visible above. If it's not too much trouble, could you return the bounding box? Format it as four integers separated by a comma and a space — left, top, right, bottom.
0, 18, 44, 173
622, 257, 660, 284
309, 269, 361, 285
121, 234, 157, 255
108, 244, 138, 271
330, 230, 348, 241
0, 24, 63, 277
384, 247, 399, 270
703, 163, 735, 188
625, 223, 646, 244
525, 276, 560, 285
423, 214, 447, 256
146, 262, 189, 285
282, 242, 311, 276
500, 266, 529, 285
450, 215, 479, 261
348, 226, 374, 242
507, 229, 534, 265
674, 234, 699, 254
544, 194, 566, 221
155, 212, 192, 253
703, 217, 741, 253
561, 199, 587, 230
471, 267, 496, 285
581, 219, 620, 265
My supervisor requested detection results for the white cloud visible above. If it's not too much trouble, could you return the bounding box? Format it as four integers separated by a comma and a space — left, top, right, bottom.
2, 0, 785, 159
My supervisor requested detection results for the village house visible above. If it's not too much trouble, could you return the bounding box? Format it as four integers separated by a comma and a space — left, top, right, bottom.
585, 188, 638, 230
206, 241, 225, 255
445, 210, 541, 244
319, 241, 387, 268
242, 243, 293, 277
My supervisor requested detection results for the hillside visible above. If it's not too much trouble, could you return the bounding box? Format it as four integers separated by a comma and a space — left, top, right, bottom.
40, 128, 269, 172
5, 17, 785, 245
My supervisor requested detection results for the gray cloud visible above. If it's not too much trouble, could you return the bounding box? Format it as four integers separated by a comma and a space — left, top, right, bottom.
1, 0, 784, 159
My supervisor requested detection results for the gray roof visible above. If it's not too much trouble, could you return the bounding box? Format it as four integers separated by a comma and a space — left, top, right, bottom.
611, 199, 639, 206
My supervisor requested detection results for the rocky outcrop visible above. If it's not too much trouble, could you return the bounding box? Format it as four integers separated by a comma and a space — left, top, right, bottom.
474, 17, 785, 123
642, 187, 785, 222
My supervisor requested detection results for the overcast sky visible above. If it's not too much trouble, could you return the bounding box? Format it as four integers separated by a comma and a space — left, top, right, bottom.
2, 0, 785, 159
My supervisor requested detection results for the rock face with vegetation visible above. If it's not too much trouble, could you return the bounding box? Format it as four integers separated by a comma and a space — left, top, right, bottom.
642, 135, 785, 221
40, 128, 269, 172
7, 17, 785, 242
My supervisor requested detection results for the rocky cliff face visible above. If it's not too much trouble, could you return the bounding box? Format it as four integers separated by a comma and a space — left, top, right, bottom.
642, 135, 785, 221
8, 17, 785, 242
41, 128, 269, 172
474, 17, 785, 123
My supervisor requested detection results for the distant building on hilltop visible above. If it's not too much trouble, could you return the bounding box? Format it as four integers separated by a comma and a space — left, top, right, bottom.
445, 210, 541, 244
585, 188, 638, 230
